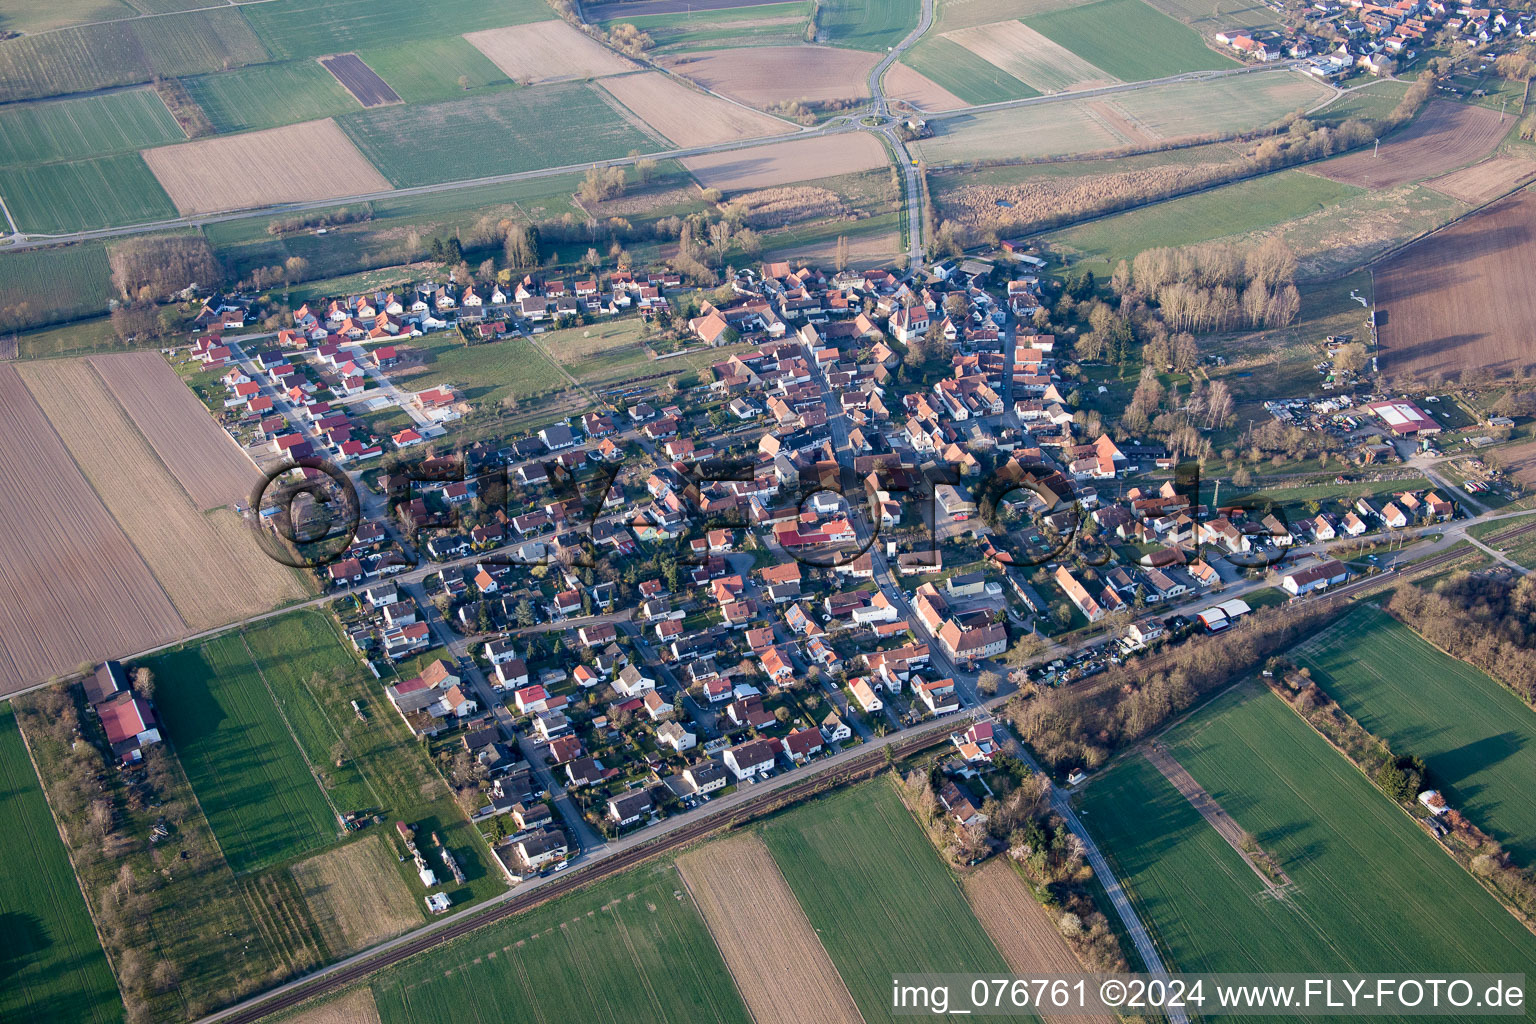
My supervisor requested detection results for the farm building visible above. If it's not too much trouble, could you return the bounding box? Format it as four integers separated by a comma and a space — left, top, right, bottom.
1365, 400, 1440, 436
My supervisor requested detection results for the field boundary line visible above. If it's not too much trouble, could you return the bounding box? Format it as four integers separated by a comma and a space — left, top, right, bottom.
297, 612, 391, 810
238, 631, 346, 834
7, 708, 127, 1019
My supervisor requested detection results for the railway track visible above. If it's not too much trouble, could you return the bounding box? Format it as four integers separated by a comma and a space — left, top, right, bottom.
207, 723, 959, 1024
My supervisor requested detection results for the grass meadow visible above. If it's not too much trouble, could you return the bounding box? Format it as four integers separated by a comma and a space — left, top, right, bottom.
818, 0, 920, 51
533, 318, 654, 388
0, 703, 122, 1024
339, 84, 653, 188
900, 36, 1040, 106
149, 633, 337, 874
0, 153, 177, 233
1293, 604, 1536, 864
0, 241, 113, 327
183, 61, 361, 134
369, 863, 751, 1024
398, 333, 569, 408
1078, 684, 1536, 983
357, 39, 513, 104
0, 88, 183, 166
1026, 0, 1237, 80
761, 780, 1012, 1023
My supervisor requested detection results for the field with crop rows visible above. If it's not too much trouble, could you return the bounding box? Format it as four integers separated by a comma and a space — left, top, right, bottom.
817, 0, 919, 51
1078, 684, 1536, 979
1141, 0, 1279, 32
0, 0, 134, 34
762, 781, 1010, 1023
340, 84, 653, 188
356, 39, 512, 103
369, 864, 751, 1024
1025, 0, 1236, 79
0, 703, 122, 1024
901, 37, 1039, 105
599, 1, 814, 53
0, 241, 113, 327
0, 9, 269, 103
242, 0, 550, 60
0, 154, 176, 232
0, 87, 183, 165
183, 61, 361, 133
150, 633, 338, 873
1293, 604, 1536, 864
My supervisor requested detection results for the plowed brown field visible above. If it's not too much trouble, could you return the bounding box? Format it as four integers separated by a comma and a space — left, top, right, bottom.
464, 21, 637, 84
683, 132, 888, 189
0, 364, 184, 696
90, 351, 260, 509
1374, 188, 1536, 381
884, 64, 968, 111
962, 859, 1116, 1024
291, 836, 422, 957
142, 119, 391, 216
599, 72, 795, 147
285, 988, 382, 1024
1425, 156, 1536, 204
1313, 101, 1512, 189
18, 359, 304, 631
665, 45, 876, 106
678, 833, 862, 1024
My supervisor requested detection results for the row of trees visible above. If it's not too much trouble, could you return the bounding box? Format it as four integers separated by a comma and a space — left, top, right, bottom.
1385, 573, 1536, 706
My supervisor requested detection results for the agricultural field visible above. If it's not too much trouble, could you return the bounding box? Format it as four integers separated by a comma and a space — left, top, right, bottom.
0, 241, 114, 328
760, 215, 902, 268
884, 63, 969, 111
355, 39, 512, 104
944, 21, 1115, 93
290, 836, 423, 957
1023, 0, 1237, 81
815, 0, 919, 51
1374, 188, 1536, 381
0, 153, 176, 233
1107, 70, 1330, 138
182, 61, 362, 134
1293, 604, 1536, 864
0, 87, 183, 166
1314, 101, 1513, 189
1041, 170, 1359, 272
899, 36, 1040, 106
683, 132, 889, 189
664, 45, 878, 107
1425, 155, 1536, 204
1077, 683, 1536, 978
962, 859, 1115, 1024
0, 703, 123, 1024
241, 0, 551, 61
761, 780, 1010, 1023
148, 632, 339, 873
597, 1, 815, 54
143, 118, 392, 217
677, 833, 862, 1024
1141, 0, 1280, 33
339, 84, 653, 188
599, 72, 796, 147
0, 9, 270, 104
1311, 78, 1411, 126
92, 350, 261, 508
320, 53, 401, 108
367, 864, 751, 1024
0, 364, 184, 697
931, 0, 1098, 31
465, 21, 637, 83
18, 358, 305, 630
0, 0, 134, 34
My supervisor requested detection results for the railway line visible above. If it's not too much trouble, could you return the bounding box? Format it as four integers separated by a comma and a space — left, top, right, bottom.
204, 720, 962, 1024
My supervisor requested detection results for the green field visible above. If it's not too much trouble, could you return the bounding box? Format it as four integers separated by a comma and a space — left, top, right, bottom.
1025, 0, 1237, 81
403, 333, 568, 407
243, 0, 550, 60
0, 241, 113, 327
762, 780, 1010, 1023
0, 88, 183, 166
0, 153, 177, 233
0, 8, 269, 103
599, 1, 814, 53
900, 36, 1039, 106
0, 703, 123, 1024
534, 318, 654, 387
150, 633, 337, 874
1141, 0, 1279, 32
357, 39, 512, 104
0, 0, 135, 34
369, 863, 750, 1024
339, 83, 654, 188
817, 0, 919, 51
1312, 79, 1412, 126
1078, 684, 1536, 982
183, 60, 361, 133
1042, 169, 1358, 270
1293, 604, 1536, 864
